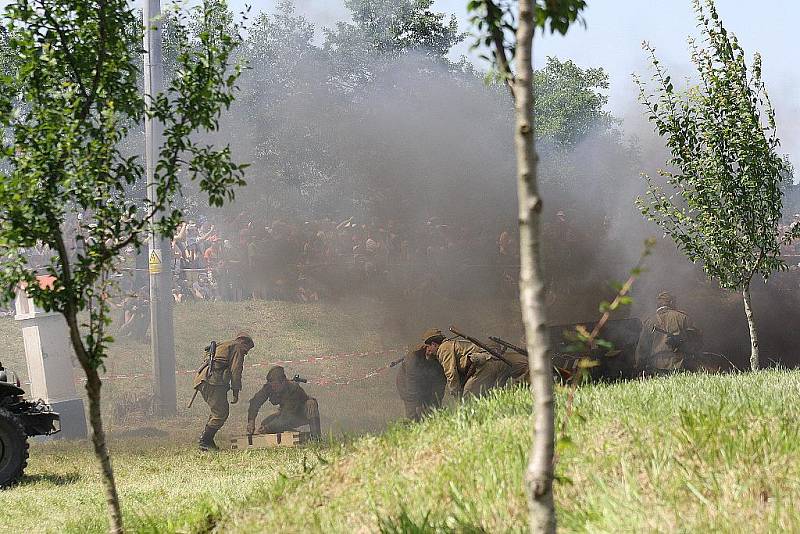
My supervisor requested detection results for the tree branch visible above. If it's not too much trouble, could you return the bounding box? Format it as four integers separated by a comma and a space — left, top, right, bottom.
36, 0, 91, 105
85, 0, 109, 119
486, 0, 515, 98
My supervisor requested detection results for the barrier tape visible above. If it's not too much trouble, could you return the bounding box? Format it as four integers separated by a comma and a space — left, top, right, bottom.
68, 346, 406, 387
311, 356, 406, 386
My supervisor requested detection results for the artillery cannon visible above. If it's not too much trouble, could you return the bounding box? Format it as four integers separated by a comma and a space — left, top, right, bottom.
548, 317, 736, 381
492, 317, 736, 383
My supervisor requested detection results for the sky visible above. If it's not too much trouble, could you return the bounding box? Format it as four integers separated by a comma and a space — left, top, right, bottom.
225, 0, 799, 168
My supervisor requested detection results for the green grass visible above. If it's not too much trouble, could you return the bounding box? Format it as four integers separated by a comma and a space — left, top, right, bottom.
2, 300, 797, 532
4, 371, 800, 533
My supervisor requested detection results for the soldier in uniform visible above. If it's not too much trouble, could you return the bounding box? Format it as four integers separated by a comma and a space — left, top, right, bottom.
422, 328, 529, 398
634, 291, 700, 375
192, 332, 255, 451
396, 331, 447, 420
246, 366, 322, 439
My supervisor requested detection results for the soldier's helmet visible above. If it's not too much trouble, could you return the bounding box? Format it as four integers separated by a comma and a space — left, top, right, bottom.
235, 331, 255, 348
266, 366, 287, 382
656, 291, 675, 307
422, 328, 445, 345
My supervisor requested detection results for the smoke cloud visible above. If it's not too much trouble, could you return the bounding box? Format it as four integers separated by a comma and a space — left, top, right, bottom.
188, 2, 800, 370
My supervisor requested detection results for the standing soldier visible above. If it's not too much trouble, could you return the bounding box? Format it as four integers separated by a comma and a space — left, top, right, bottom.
246, 366, 322, 439
192, 332, 255, 451
634, 291, 700, 375
396, 331, 447, 421
422, 328, 529, 398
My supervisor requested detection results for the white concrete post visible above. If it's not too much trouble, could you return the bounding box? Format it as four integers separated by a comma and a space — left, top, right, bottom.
14, 277, 87, 439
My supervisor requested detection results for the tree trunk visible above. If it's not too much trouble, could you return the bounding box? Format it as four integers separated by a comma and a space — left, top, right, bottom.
64, 311, 124, 533
514, 2, 556, 533
742, 286, 759, 371
85, 370, 123, 533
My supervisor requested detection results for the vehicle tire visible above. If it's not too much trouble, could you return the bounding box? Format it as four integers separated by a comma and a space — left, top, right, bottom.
0, 407, 29, 488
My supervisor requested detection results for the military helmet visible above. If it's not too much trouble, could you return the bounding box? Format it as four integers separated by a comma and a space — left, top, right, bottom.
235, 331, 254, 347
422, 328, 445, 345
656, 291, 675, 307
266, 365, 287, 382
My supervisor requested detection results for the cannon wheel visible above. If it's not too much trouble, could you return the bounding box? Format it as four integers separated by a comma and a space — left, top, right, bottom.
0, 408, 28, 488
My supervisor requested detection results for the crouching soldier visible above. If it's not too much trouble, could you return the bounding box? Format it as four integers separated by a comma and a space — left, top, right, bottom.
192, 332, 255, 451
396, 331, 447, 421
246, 366, 322, 439
422, 328, 529, 398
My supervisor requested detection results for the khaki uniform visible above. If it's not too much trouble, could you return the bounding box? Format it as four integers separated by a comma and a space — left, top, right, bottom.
635, 306, 697, 372
193, 339, 249, 430
248, 382, 319, 434
396, 343, 446, 420
434, 339, 529, 397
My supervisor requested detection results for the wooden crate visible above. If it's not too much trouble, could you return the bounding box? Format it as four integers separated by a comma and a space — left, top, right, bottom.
230, 431, 310, 450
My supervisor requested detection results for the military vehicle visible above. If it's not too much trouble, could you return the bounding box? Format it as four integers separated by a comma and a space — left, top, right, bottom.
0, 362, 60, 488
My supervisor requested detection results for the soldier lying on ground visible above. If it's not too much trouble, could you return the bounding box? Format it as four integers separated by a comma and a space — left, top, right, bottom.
247, 366, 322, 439
422, 328, 529, 398
192, 332, 255, 451
396, 331, 447, 421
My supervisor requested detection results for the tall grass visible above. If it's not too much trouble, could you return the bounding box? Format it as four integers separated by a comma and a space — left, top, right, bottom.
213, 371, 800, 532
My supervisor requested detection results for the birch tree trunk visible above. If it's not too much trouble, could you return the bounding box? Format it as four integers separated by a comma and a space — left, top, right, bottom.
742, 286, 759, 371
514, 2, 556, 532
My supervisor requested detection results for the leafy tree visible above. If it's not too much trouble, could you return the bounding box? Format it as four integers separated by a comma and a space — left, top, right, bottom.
634, 0, 794, 371
534, 57, 613, 147
340, 0, 461, 56
324, 0, 462, 92
212, 0, 468, 220
0, 1, 246, 531
234, 1, 341, 205
467, 1, 586, 532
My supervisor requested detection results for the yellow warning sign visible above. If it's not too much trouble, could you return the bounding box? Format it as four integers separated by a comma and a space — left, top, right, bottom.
148, 250, 162, 274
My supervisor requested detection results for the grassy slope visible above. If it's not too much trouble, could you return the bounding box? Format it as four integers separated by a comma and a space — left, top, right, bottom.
223, 371, 800, 533
3, 371, 800, 533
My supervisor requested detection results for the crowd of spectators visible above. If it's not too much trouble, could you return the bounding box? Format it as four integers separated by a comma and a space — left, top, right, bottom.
7, 212, 524, 337
162, 214, 520, 304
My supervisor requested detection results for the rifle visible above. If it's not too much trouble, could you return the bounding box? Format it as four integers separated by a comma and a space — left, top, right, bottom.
489, 336, 528, 356
491, 335, 573, 382
188, 340, 217, 408
449, 326, 512, 367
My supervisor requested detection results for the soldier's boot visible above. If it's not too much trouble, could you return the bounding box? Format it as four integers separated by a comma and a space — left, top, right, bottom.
198, 425, 219, 451
305, 398, 321, 440
309, 416, 322, 440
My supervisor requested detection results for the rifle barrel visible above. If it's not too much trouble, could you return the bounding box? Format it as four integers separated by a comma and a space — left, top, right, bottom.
488, 336, 528, 356
449, 326, 512, 367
